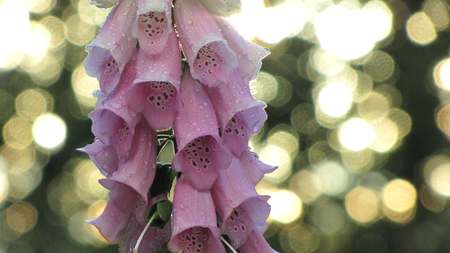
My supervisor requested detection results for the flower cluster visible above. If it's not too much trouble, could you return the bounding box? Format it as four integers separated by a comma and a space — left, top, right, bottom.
79, 0, 278, 252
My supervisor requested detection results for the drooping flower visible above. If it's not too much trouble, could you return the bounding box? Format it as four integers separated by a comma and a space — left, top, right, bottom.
215, 18, 270, 84
126, 30, 182, 130
239, 149, 277, 185
211, 156, 270, 248
78, 139, 118, 177
172, 68, 231, 190
133, 0, 173, 55
174, 0, 238, 87
168, 176, 226, 253
206, 69, 267, 156
84, 0, 138, 93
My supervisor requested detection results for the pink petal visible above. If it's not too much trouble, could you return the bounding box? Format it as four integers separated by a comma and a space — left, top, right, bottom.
133, 0, 172, 55
168, 176, 225, 253
172, 69, 232, 190
87, 197, 131, 243
238, 227, 279, 253
84, 0, 137, 93
108, 118, 157, 202
197, 0, 241, 16
239, 149, 277, 185
174, 0, 237, 87
215, 18, 270, 84
211, 156, 271, 248
126, 32, 182, 130
77, 139, 118, 177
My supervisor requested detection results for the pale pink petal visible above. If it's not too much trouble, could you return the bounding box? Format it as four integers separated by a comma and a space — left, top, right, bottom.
211, 156, 270, 248
77, 139, 118, 177
133, 0, 172, 55
197, 0, 241, 16
172, 69, 231, 190
239, 149, 277, 185
174, 0, 237, 87
108, 118, 157, 201
168, 176, 225, 253
215, 18, 270, 84
84, 0, 137, 93
238, 227, 279, 253
126, 31, 182, 130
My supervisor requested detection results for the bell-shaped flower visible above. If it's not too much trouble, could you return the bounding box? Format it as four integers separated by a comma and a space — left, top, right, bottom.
215, 18, 270, 84
107, 118, 157, 201
87, 180, 146, 243
174, 0, 237, 87
238, 225, 279, 253
197, 0, 241, 16
84, 0, 137, 93
119, 195, 172, 253
211, 156, 270, 248
126, 31, 182, 130
172, 68, 232, 190
168, 176, 226, 253
207, 69, 267, 156
133, 0, 172, 55
78, 139, 118, 177
90, 58, 140, 159
239, 149, 277, 185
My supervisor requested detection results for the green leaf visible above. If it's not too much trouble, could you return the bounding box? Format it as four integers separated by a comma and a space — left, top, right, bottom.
146, 199, 173, 230
157, 199, 173, 222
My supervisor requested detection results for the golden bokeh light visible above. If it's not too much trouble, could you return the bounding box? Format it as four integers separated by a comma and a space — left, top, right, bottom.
358, 92, 390, 120
78, 0, 111, 25
251, 71, 278, 102
40, 16, 67, 48
370, 117, 398, 152
433, 58, 450, 90
21, 21, 51, 56
32, 113, 67, 149
227, 0, 307, 44
435, 104, 450, 135
338, 118, 375, 152
3, 117, 33, 148
429, 163, 450, 196
315, 2, 392, 60
312, 200, 348, 235
269, 76, 292, 107
0, 166, 9, 203
352, 71, 373, 102
345, 187, 380, 223
290, 103, 317, 134
74, 159, 108, 204
6, 201, 38, 233
65, 14, 96, 46
268, 190, 302, 224
423, 0, 449, 31
363, 51, 394, 82
382, 179, 417, 213
313, 161, 350, 196
72, 64, 100, 107
68, 210, 109, 246
15, 89, 49, 121
311, 48, 346, 76
388, 109, 411, 138
406, 12, 437, 45
24, 0, 56, 13
267, 129, 299, 158
317, 82, 353, 118
420, 184, 446, 212
1, 145, 35, 174
284, 224, 320, 253
289, 170, 321, 204
341, 148, 374, 172
260, 144, 292, 183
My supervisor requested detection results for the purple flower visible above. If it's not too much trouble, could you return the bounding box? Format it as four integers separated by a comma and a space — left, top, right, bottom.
126, 30, 182, 130
168, 176, 226, 253
78, 139, 118, 177
215, 18, 270, 84
238, 225, 280, 253
211, 156, 271, 248
84, 0, 138, 93
133, 0, 173, 55
239, 149, 277, 185
172, 68, 231, 190
174, 0, 237, 87
206, 69, 267, 156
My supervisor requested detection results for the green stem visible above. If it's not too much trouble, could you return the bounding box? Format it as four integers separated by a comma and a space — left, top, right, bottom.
221, 236, 238, 253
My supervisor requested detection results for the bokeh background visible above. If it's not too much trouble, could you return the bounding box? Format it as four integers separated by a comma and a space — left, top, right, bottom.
1, 0, 450, 252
